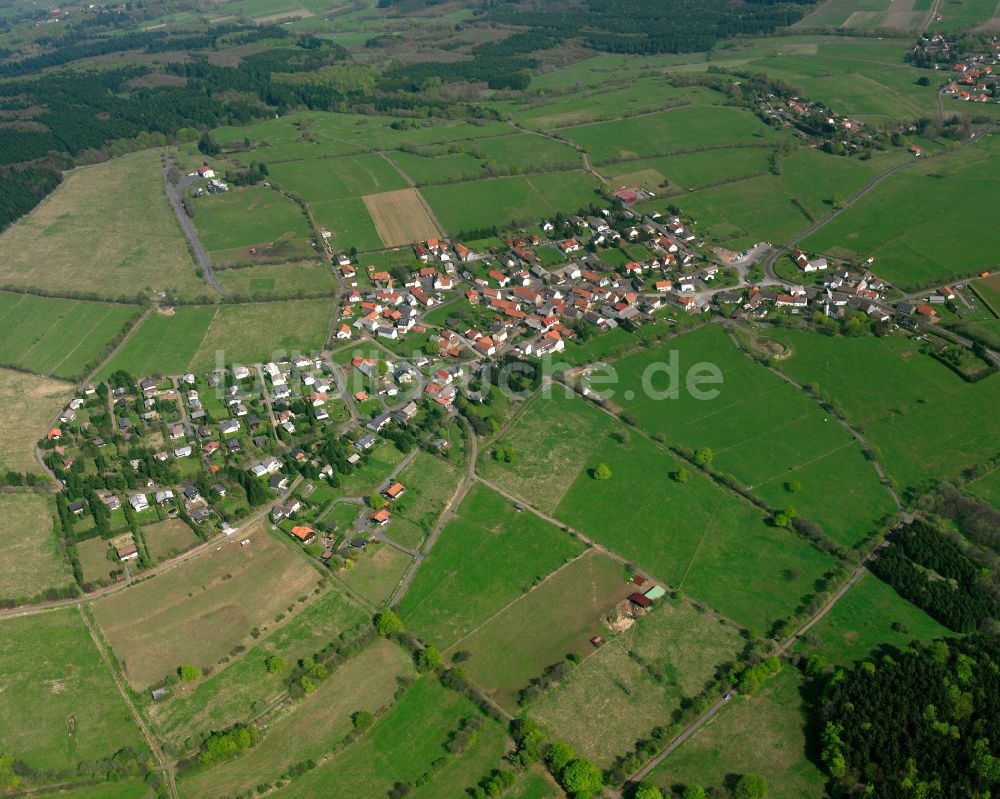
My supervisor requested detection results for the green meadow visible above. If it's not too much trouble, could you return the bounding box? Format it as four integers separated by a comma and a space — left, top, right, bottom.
191, 185, 313, 253
561, 105, 780, 165
422, 171, 602, 234
398, 483, 586, 648
795, 571, 950, 666
268, 675, 512, 799
97, 298, 332, 378
484, 391, 837, 636
768, 328, 1000, 494
0, 610, 145, 772
610, 324, 897, 546
0, 292, 139, 380
802, 133, 1000, 289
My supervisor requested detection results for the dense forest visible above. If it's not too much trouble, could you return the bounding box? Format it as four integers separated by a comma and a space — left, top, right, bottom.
818, 635, 1000, 798
869, 519, 999, 633
485, 0, 818, 55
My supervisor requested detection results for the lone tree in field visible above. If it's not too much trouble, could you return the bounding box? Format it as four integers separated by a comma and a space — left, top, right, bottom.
178, 665, 199, 682
593, 463, 612, 481
673, 467, 689, 483
352, 710, 374, 731
375, 610, 403, 637
733, 773, 768, 799
0, 753, 20, 795
493, 443, 518, 463
265, 654, 285, 674
695, 447, 714, 466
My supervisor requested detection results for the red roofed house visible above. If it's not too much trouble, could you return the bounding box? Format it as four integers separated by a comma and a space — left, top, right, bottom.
290, 525, 317, 545
370, 508, 391, 526
383, 481, 406, 500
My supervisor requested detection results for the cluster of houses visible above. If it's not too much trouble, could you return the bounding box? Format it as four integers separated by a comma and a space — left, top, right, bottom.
327, 204, 720, 365
944, 60, 998, 103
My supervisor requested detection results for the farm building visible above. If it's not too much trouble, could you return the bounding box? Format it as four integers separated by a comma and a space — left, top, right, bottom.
644, 585, 667, 601
628, 592, 652, 609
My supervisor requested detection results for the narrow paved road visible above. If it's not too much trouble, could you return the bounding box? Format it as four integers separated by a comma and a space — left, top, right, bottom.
163, 169, 225, 295
763, 120, 997, 282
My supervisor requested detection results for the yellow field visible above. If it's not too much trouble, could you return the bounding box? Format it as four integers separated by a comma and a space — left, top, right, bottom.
363, 188, 442, 247
93, 524, 325, 689
0, 368, 72, 475
0, 150, 205, 299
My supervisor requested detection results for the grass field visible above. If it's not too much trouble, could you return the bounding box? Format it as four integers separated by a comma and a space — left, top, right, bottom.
484, 391, 838, 635
608, 324, 898, 546
97, 298, 332, 378
388, 452, 464, 550
768, 328, 1000, 493
337, 541, 413, 606
0, 368, 72, 475
0, 609, 145, 772
533, 598, 744, 769
267, 153, 409, 202
802, 132, 1000, 289
662, 147, 903, 250
143, 519, 200, 562
363, 188, 443, 247
648, 668, 825, 799
795, 571, 949, 666
421, 171, 602, 236
455, 551, 634, 710
967, 467, 1000, 509
192, 185, 314, 257
146, 585, 370, 748
95, 306, 216, 379
181, 639, 414, 797
187, 298, 332, 371
398, 483, 586, 648
0, 494, 73, 602
215, 260, 337, 298
93, 524, 325, 689
77, 535, 118, 586
562, 106, 779, 165
610, 147, 774, 193
0, 293, 139, 380
0, 151, 204, 299
213, 111, 515, 164
268, 674, 512, 798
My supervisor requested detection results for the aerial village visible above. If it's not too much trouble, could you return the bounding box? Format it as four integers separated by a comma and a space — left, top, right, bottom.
42, 163, 991, 594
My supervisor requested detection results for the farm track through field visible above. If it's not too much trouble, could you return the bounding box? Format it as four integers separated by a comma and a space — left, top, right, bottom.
619, 541, 894, 795
79, 606, 178, 798
722, 321, 904, 511
473, 474, 746, 635
389, 415, 477, 606
763, 119, 997, 283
